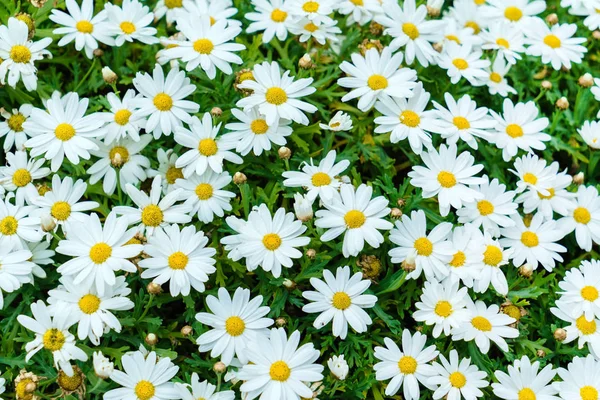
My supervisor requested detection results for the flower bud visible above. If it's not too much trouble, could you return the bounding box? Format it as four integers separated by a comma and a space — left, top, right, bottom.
233, 171, 247, 185
553, 328, 567, 342
578, 73, 594, 88
41, 214, 56, 232
536, 349, 546, 358
545, 13, 558, 25
276, 317, 287, 327
278, 146, 292, 160
573, 172, 584, 185
327, 355, 349, 380
555, 97, 569, 110
594, 30, 600, 40
213, 361, 226, 373
541, 80, 552, 90
93, 351, 113, 379
93, 48, 104, 57
397, 198, 406, 207
210, 107, 222, 117
402, 254, 416, 272
390, 208, 402, 218
283, 278, 296, 289
180, 325, 193, 336
299, 53, 314, 69
145, 333, 158, 346
306, 248, 316, 259
147, 282, 162, 295
102, 67, 117, 84
519, 264, 534, 278
293, 193, 314, 222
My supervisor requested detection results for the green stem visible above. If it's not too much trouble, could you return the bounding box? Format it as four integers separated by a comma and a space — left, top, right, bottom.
74, 58, 97, 92
138, 294, 154, 322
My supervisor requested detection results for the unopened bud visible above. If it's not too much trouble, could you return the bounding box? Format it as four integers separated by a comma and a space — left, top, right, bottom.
519, 264, 534, 278
147, 282, 162, 295
233, 171, 247, 185
102, 67, 117, 84
541, 80, 552, 90
210, 107, 222, 117
111, 151, 124, 168
545, 13, 558, 25
369, 21, 383, 36
390, 208, 402, 218
299, 53, 314, 69
553, 328, 567, 342
213, 361, 226, 373
93, 48, 104, 57
276, 317, 287, 327
278, 146, 291, 160
573, 172, 584, 185
41, 214, 56, 232
536, 349, 546, 358
579, 73, 594, 88
397, 199, 406, 207
283, 278, 296, 289
180, 325, 193, 336
594, 30, 600, 40
432, 42, 443, 52
402, 255, 416, 272
556, 97, 569, 110
145, 333, 158, 346
427, 5, 441, 17
306, 248, 316, 259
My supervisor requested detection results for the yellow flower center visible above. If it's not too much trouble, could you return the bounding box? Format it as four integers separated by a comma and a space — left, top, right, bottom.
437, 171, 457, 188
266, 87, 288, 105
43, 328, 65, 351
367, 74, 388, 90
0, 216, 18, 235
134, 380, 155, 400
471, 316, 492, 331
414, 237, 433, 256
193, 38, 214, 54
402, 22, 420, 39
398, 356, 417, 374
332, 292, 351, 310
453, 116, 470, 130
89, 242, 112, 264
114, 109, 132, 126
225, 316, 246, 336
311, 172, 331, 187
351, 0, 364, 5
506, 123, 524, 138
344, 210, 366, 229
153, 93, 173, 111
302, 1, 319, 12
120, 21, 136, 35
496, 38, 510, 48
16, 379, 34, 399
270, 361, 291, 381
434, 300, 453, 317
490, 72, 502, 83
164, 0, 183, 8
109, 146, 130, 166
523, 173, 537, 185
449, 371, 467, 388
450, 251, 466, 267
577, 315, 597, 335
581, 386, 599, 400
446, 34, 461, 44
521, 231, 539, 247
544, 34, 561, 49
504, 305, 522, 320
271, 8, 288, 22
55, 123, 76, 141
10, 45, 31, 63
452, 58, 469, 70
51, 201, 72, 221
238, 71, 254, 83
16, 14, 35, 33
141, 205, 164, 227
262, 233, 282, 250
581, 286, 599, 302
195, 183, 213, 200
330, 121, 341, 128
168, 251, 189, 270
76, 20, 94, 33
504, 6, 523, 21
574, 207, 592, 224
166, 166, 183, 184
538, 188, 555, 200
12, 169, 32, 187
304, 22, 318, 32
465, 21, 481, 34
518, 388, 536, 400
8, 113, 26, 132
250, 119, 269, 134
483, 245, 503, 266
477, 200, 494, 216
198, 138, 218, 156
78, 294, 101, 314
400, 110, 420, 127
58, 369, 83, 392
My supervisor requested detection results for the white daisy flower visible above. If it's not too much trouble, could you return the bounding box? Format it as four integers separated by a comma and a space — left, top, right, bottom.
221, 204, 310, 277
447, 0, 488, 35
30, 174, 99, 227
175, 170, 234, 223
289, 17, 342, 45
551, 305, 600, 356
451, 298, 519, 354
337, 0, 380, 26
374, 81, 439, 155
438, 42, 491, 85
104, 0, 159, 46
87, 135, 152, 195
319, 111, 353, 132
131, 64, 199, 139
246, 0, 294, 43
146, 149, 184, 194
98, 90, 146, 144
236, 61, 317, 126
480, 21, 526, 65
515, 166, 575, 219
104, 350, 180, 400
315, 183, 393, 258
558, 185, 600, 251
582, 6, 600, 31
195, 287, 273, 365
556, 355, 600, 400
444, 224, 480, 288
288, 0, 336, 24
408, 143, 485, 217
28, 240, 55, 279
482, 56, 517, 97
428, 350, 489, 400
176, 373, 235, 400
24, 91, 105, 172
282, 149, 350, 202
154, 0, 186, 24
0, 240, 34, 309
456, 176, 518, 237
510, 153, 555, 195
139, 224, 216, 296
578, 120, 600, 149
176, 0, 241, 28
161, 15, 244, 79
373, 329, 439, 399
500, 213, 567, 271
440, 18, 483, 48
493, 356, 559, 400
413, 279, 471, 338
293, 192, 314, 222
0, 375, 4, 398
224, 107, 293, 156
470, 230, 512, 296
388, 209, 453, 281
430, 92, 495, 150
302, 265, 377, 339
238, 328, 324, 400
0, 104, 33, 151
17, 300, 88, 377
0, 196, 42, 248
114, 175, 192, 236
47, 276, 133, 345
482, 0, 546, 26
56, 212, 143, 296
50, 0, 114, 59
0, 150, 50, 205
524, 19, 587, 70
0, 18, 52, 91
556, 260, 600, 321
338, 47, 418, 112
593, 79, 600, 118
175, 112, 243, 177
375, 0, 444, 67
328, 354, 349, 380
